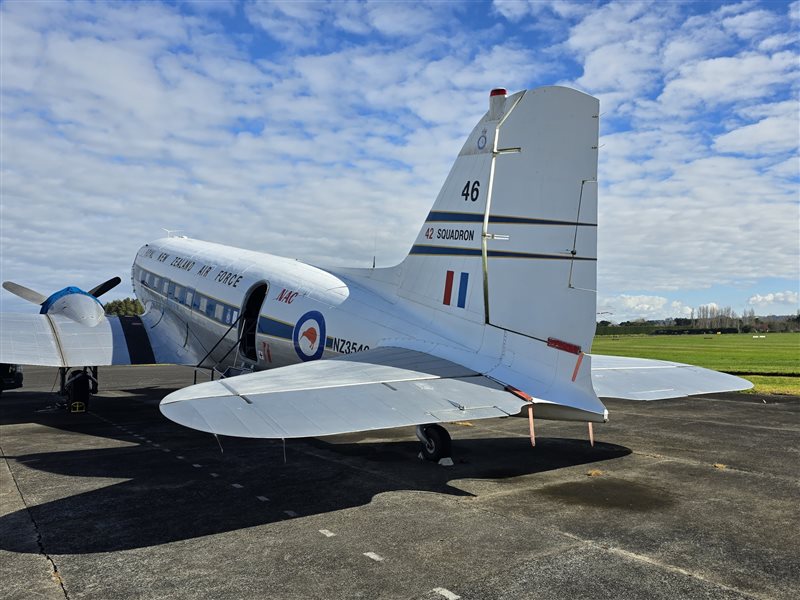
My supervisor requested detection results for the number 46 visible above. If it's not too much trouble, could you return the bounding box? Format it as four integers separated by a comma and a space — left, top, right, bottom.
461, 180, 480, 202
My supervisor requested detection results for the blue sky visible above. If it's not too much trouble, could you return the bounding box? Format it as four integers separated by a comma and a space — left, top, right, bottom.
1, 0, 798, 322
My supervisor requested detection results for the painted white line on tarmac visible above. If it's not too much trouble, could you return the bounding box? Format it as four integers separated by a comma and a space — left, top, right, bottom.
284, 510, 298, 517
231, 483, 243, 489
363, 552, 384, 562
432, 588, 460, 600
256, 496, 269, 502
319, 529, 336, 537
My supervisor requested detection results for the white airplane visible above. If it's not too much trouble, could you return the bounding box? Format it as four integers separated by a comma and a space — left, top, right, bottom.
0, 86, 750, 461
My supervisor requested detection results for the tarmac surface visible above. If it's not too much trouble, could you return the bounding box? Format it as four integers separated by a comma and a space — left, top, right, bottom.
1, 365, 798, 600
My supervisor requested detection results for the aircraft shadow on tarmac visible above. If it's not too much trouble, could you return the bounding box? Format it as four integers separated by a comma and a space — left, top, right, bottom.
1, 391, 631, 555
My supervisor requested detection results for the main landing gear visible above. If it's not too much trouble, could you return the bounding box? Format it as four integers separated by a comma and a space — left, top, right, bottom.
416, 424, 453, 466
57, 366, 98, 413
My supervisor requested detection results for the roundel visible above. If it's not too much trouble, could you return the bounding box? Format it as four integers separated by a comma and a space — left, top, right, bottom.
292, 310, 326, 362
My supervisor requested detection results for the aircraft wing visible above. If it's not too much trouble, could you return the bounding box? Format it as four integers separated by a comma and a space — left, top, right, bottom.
590, 354, 753, 400
160, 348, 529, 438
0, 313, 159, 367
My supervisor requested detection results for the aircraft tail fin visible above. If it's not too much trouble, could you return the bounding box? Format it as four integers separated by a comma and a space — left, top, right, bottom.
398, 87, 599, 353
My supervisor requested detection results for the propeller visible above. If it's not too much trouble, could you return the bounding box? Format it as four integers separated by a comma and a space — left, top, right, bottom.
88, 276, 121, 298
3, 276, 121, 306
2, 281, 47, 305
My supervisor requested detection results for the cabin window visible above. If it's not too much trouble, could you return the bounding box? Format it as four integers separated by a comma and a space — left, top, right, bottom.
214, 303, 224, 321
205, 299, 216, 318
185, 290, 194, 308
198, 297, 207, 313
222, 306, 238, 325
167, 282, 176, 299
175, 285, 186, 304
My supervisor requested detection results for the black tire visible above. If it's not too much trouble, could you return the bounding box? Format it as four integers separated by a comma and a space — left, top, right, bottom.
420, 424, 451, 462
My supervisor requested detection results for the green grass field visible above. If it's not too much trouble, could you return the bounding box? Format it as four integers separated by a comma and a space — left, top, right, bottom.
591, 332, 800, 395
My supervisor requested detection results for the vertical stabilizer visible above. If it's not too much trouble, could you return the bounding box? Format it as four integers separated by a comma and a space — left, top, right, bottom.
398, 87, 599, 355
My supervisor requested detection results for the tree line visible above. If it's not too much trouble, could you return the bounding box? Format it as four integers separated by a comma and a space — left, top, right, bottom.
598, 309, 800, 335
104, 298, 144, 316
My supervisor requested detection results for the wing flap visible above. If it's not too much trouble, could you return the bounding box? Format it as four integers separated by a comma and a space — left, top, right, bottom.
161, 348, 527, 439
590, 354, 753, 400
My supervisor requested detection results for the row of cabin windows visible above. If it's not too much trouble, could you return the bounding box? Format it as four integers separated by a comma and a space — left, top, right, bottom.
134, 265, 240, 326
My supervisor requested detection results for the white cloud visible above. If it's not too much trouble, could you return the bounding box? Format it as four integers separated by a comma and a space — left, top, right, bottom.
722, 9, 780, 40
791, 0, 800, 21
598, 151, 799, 293
243, 2, 327, 48
599, 294, 695, 321
244, 1, 462, 46
718, 1, 760, 18
758, 32, 798, 52
603, 294, 668, 320
714, 114, 800, 155
662, 30, 730, 71
492, 0, 591, 21
768, 157, 800, 179
748, 291, 800, 309
659, 51, 798, 112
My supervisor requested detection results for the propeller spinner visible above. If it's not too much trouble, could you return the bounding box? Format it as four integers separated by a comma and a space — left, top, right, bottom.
2, 277, 122, 327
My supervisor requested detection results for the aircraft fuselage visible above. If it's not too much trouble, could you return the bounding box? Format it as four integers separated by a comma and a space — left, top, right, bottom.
132, 236, 441, 372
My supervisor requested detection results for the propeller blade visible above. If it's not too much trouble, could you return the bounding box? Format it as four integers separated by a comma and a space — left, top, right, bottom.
2, 281, 48, 305
88, 276, 122, 298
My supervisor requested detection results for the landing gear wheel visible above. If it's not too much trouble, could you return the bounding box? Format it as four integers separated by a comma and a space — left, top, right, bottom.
417, 424, 451, 462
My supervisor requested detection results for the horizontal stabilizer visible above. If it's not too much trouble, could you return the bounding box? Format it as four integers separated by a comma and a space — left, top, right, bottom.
590, 354, 753, 400
161, 348, 530, 439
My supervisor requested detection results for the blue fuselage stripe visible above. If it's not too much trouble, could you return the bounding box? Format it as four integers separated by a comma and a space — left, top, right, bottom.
426, 211, 484, 223
257, 316, 294, 339
425, 211, 596, 227
409, 245, 481, 257
409, 245, 596, 261
487, 251, 597, 261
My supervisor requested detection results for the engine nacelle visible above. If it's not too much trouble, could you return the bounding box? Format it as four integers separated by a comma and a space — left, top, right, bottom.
40, 287, 105, 327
